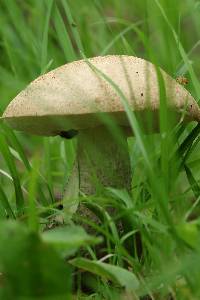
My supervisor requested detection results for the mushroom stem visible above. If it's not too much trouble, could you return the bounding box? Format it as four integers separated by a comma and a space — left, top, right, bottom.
77, 126, 132, 194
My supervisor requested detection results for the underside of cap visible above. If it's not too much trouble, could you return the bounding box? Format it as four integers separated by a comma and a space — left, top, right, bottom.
2, 55, 200, 136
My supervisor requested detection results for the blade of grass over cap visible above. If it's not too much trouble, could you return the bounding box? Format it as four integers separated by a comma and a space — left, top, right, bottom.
82, 55, 151, 170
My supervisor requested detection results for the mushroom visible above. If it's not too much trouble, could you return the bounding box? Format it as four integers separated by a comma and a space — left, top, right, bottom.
2, 55, 200, 196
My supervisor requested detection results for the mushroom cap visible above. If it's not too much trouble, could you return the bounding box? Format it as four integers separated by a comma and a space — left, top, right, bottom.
2, 55, 200, 136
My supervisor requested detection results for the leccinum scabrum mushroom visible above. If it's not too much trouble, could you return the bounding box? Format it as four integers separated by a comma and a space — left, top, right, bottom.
2, 55, 200, 196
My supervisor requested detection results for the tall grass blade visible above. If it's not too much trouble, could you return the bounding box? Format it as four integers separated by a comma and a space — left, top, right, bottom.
53, 5, 77, 61
0, 134, 24, 215
41, 0, 54, 74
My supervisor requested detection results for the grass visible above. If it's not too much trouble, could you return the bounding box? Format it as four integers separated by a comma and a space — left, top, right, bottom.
1, 0, 200, 299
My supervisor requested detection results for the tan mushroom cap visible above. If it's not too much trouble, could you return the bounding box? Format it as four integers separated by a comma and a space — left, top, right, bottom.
2, 55, 200, 136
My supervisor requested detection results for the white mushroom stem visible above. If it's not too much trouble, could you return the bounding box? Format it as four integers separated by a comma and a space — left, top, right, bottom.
76, 126, 132, 194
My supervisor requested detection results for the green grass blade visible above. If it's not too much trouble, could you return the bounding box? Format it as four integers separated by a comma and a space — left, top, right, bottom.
61, 0, 84, 54
40, 0, 54, 74
184, 165, 200, 199
0, 186, 15, 219
70, 257, 139, 291
1, 123, 31, 171
27, 156, 40, 232
0, 134, 24, 215
2, 0, 37, 55
153, 0, 200, 99
178, 124, 200, 157
43, 138, 53, 199
53, 5, 77, 62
